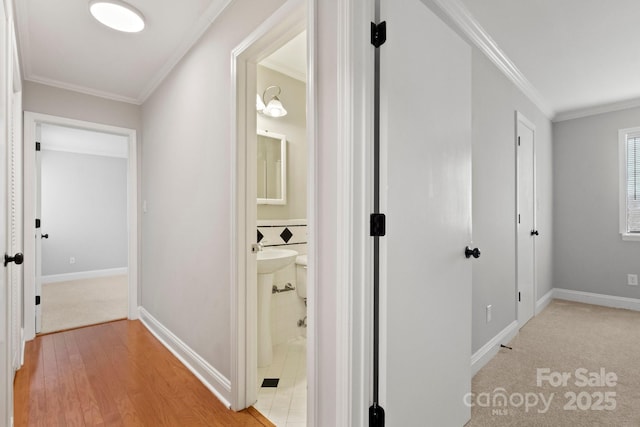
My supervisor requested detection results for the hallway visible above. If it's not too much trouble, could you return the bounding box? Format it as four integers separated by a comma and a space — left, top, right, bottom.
14, 321, 273, 426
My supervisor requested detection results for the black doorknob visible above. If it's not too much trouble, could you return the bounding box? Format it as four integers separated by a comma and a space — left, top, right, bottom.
465, 246, 481, 259
530, 230, 539, 236
4, 252, 23, 267
41, 234, 49, 239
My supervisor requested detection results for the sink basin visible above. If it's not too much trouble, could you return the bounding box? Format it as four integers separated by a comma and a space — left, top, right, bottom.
257, 248, 298, 274
256, 248, 298, 367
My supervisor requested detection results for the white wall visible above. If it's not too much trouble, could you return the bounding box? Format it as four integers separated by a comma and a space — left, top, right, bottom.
471, 50, 554, 353
40, 150, 127, 276
140, 0, 288, 402
553, 107, 640, 298
23, 81, 141, 131
257, 65, 307, 220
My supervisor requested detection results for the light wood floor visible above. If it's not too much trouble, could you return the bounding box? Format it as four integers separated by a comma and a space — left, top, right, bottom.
14, 320, 274, 426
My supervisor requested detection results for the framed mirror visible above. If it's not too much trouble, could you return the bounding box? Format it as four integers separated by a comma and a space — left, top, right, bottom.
257, 130, 287, 205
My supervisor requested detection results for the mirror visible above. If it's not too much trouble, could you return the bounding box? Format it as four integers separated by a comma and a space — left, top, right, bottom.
257, 130, 287, 205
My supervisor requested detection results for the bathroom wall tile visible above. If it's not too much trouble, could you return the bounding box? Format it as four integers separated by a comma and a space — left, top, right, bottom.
257, 221, 307, 247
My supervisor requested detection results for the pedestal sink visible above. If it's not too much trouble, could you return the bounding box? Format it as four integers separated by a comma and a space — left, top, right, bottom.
257, 248, 298, 367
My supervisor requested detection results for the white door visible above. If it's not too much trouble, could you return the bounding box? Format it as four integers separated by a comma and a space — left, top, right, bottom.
0, 0, 9, 421
9, 82, 22, 372
380, 0, 472, 425
35, 126, 42, 334
516, 112, 536, 327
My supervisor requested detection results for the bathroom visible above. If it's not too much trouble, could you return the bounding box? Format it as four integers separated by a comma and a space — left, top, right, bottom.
254, 30, 308, 426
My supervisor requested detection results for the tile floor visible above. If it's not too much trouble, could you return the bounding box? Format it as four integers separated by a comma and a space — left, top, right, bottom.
255, 336, 307, 426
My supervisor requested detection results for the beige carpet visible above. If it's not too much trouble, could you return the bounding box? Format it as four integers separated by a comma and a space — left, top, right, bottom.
466, 300, 640, 426
41, 275, 128, 334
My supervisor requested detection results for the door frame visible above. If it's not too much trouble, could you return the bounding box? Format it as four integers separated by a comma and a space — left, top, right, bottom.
230, 0, 311, 413
23, 112, 139, 341
515, 110, 537, 326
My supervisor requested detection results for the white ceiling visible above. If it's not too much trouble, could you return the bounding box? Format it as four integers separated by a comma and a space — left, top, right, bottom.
14, 1, 640, 118
15, 0, 230, 104
459, 0, 640, 117
261, 31, 307, 82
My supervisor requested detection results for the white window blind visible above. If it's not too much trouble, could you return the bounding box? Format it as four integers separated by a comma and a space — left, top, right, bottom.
627, 135, 640, 233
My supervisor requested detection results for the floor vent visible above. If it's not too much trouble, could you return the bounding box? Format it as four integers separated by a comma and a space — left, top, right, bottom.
261, 378, 280, 388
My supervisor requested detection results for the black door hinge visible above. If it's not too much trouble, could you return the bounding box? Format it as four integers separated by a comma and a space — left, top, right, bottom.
36, 218, 41, 229
36, 142, 41, 151
371, 21, 387, 48
517, 136, 521, 146
36, 296, 41, 306
370, 213, 386, 237
518, 292, 521, 302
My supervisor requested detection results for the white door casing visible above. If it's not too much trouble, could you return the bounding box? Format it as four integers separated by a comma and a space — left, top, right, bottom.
516, 112, 536, 327
23, 112, 139, 341
380, 0, 472, 425
230, 0, 309, 413
35, 125, 42, 333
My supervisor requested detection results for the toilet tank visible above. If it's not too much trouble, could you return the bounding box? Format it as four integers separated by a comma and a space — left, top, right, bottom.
295, 255, 307, 299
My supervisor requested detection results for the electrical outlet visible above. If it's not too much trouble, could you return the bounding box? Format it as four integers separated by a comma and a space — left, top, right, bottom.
628, 274, 638, 286
486, 305, 492, 323
69, 257, 76, 265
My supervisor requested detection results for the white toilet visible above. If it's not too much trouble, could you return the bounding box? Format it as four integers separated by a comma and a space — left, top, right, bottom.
295, 255, 307, 327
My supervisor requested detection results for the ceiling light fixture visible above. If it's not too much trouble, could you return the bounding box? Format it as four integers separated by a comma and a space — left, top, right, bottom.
259, 86, 288, 118
89, 0, 145, 33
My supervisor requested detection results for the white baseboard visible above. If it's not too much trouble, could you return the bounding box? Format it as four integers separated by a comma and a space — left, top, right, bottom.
138, 307, 232, 407
553, 288, 640, 311
536, 289, 554, 315
42, 267, 128, 284
20, 327, 25, 367
471, 320, 519, 376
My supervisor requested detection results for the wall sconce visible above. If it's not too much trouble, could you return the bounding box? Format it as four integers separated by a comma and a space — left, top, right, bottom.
258, 85, 288, 118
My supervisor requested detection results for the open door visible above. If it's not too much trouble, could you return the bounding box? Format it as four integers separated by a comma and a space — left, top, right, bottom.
378, 0, 473, 425
8, 51, 23, 372
35, 128, 42, 334
0, 1, 10, 421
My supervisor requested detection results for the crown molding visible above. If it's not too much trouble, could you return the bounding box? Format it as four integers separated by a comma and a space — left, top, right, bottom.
429, 0, 555, 119
553, 96, 640, 122
24, 74, 141, 104
137, 0, 234, 103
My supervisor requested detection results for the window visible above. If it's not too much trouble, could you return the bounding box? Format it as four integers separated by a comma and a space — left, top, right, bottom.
620, 127, 640, 240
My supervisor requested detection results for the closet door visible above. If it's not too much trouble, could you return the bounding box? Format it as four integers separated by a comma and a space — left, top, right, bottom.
380, 0, 473, 424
